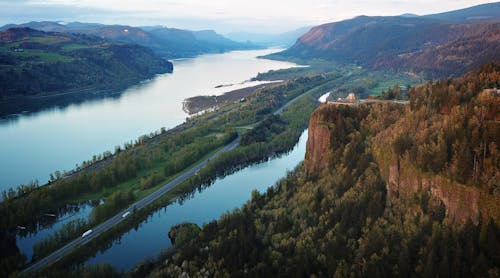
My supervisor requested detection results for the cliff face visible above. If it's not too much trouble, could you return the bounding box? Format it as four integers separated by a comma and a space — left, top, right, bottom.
382, 153, 483, 225
304, 104, 331, 176
304, 102, 500, 226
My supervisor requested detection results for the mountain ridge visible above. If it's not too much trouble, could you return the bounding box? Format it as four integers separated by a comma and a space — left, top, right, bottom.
268, 3, 500, 78
0, 21, 256, 59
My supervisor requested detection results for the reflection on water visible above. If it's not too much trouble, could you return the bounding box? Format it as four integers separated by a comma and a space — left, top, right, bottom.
0, 86, 127, 121
16, 201, 100, 261
85, 130, 308, 271
0, 49, 298, 191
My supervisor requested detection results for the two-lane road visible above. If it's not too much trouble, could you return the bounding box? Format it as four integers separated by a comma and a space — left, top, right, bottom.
22, 136, 240, 274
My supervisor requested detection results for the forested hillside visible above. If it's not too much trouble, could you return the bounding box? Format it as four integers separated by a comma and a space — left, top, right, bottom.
145, 64, 500, 277
268, 3, 500, 78
0, 27, 173, 98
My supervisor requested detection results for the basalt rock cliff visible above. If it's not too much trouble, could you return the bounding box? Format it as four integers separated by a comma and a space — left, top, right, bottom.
305, 64, 500, 225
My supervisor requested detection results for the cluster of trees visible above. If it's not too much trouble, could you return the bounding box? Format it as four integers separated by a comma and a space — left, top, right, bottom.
90, 191, 135, 223
1, 180, 39, 203
37, 263, 122, 278
163, 132, 237, 177
395, 63, 500, 188
147, 65, 500, 277
32, 218, 89, 260
240, 115, 287, 145
378, 85, 405, 100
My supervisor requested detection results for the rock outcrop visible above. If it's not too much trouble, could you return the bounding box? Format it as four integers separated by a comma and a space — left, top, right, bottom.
383, 156, 484, 225
304, 103, 500, 226
304, 104, 331, 176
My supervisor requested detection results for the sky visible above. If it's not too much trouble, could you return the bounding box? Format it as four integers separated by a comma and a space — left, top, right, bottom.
0, 0, 497, 33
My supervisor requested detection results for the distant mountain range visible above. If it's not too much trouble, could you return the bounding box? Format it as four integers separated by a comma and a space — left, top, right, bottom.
268, 2, 500, 78
0, 22, 257, 59
0, 27, 173, 98
225, 27, 312, 47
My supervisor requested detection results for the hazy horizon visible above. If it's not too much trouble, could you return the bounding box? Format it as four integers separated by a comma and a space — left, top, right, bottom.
1, 0, 498, 34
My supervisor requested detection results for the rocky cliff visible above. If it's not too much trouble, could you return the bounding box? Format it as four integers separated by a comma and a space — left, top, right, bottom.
304, 104, 331, 176
304, 100, 500, 226
372, 131, 499, 225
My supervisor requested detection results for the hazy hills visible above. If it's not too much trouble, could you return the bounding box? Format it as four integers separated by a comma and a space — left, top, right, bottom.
0, 27, 173, 98
0, 21, 256, 59
269, 2, 500, 78
225, 26, 312, 47
423, 2, 500, 22
0, 21, 259, 99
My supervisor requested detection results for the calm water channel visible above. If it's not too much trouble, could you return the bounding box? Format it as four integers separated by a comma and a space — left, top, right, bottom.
85, 130, 308, 271
0, 49, 298, 191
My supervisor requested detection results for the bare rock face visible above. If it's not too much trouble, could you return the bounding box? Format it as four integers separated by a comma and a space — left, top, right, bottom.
386, 160, 483, 225
373, 133, 500, 226
304, 105, 331, 176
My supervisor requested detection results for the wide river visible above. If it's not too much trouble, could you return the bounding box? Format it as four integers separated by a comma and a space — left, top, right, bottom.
0, 49, 298, 191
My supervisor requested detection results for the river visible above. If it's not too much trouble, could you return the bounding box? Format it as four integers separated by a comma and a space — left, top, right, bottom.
85, 129, 308, 271
0, 49, 298, 191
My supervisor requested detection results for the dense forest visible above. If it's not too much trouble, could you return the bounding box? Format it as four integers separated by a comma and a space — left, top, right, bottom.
145, 64, 500, 277
393, 63, 499, 188
0, 27, 173, 98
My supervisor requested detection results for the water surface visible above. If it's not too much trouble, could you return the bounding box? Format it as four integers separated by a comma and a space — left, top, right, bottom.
85, 130, 308, 271
0, 49, 297, 191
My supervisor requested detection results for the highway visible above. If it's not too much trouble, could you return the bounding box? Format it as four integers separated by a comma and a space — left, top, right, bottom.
22, 137, 240, 274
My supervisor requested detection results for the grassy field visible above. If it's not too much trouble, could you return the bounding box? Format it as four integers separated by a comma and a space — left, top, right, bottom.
61, 43, 91, 51
14, 49, 75, 62
30, 36, 64, 44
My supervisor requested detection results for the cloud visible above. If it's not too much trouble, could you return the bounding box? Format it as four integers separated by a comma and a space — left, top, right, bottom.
0, 0, 497, 32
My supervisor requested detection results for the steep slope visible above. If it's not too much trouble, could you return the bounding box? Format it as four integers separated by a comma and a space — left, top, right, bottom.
0, 27, 173, 98
270, 3, 500, 78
